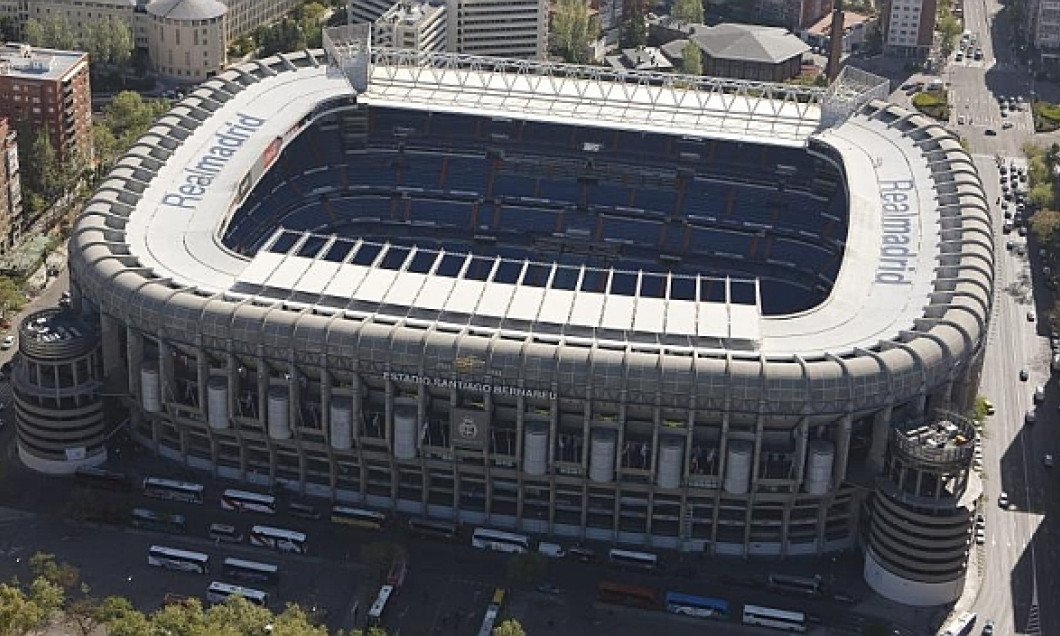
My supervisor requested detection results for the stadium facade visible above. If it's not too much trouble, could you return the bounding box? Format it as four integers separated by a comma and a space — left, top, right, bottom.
56, 43, 990, 606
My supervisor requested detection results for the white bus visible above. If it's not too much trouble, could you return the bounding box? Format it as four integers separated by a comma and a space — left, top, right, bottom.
367, 584, 394, 626
471, 528, 529, 554
608, 548, 659, 570
143, 477, 205, 504
249, 525, 308, 555
767, 573, 823, 596
222, 557, 280, 585
742, 604, 806, 633
147, 546, 210, 574
205, 581, 269, 607
330, 505, 387, 530
220, 489, 277, 514
940, 612, 978, 636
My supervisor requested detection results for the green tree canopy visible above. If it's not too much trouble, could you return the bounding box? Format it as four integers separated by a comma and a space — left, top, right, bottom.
1029, 182, 1055, 210
671, 0, 704, 23
620, 0, 648, 48
493, 618, 527, 636
551, 0, 595, 63
680, 40, 703, 75
1031, 208, 1060, 242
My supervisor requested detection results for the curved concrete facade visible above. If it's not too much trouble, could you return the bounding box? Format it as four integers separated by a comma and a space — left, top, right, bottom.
14, 308, 105, 474
65, 51, 991, 561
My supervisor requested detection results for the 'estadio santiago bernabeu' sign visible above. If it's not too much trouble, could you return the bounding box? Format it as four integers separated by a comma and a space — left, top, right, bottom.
383, 371, 556, 400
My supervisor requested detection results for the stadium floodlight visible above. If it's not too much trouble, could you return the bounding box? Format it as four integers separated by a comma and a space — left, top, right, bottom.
820, 66, 890, 128
323, 22, 371, 93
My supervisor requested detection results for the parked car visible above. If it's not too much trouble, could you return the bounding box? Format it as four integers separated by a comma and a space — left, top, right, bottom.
0, 335, 13, 350
1035, 385, 1045, 402
999, 491, 1009, 507
1045, 454, 1054, 468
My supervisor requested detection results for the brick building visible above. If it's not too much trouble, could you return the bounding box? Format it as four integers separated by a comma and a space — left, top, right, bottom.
0, 44, 92, 166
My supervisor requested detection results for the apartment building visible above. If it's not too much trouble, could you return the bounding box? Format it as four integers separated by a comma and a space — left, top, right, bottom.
879, 0, 935, 57
1025, 0, 1060, 60
0, 44, 92, 166
0, 116, 22, 252
754, 0, 832, 31
374, 2, 449, 52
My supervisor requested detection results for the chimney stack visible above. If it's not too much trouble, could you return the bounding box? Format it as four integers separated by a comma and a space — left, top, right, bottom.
826, 0, 844, 81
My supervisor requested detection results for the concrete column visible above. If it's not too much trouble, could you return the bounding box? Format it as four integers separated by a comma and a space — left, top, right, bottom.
793, 417, 810, 488
196, 343, 208, 413
288, 362, 300, 436
321, 365, 332, 443
126, 328, 143, 400
159, 341, 175, 407
833, 413, 853, 486
99, 313, 126, 387
868, 405, 892, 475
256, 352, 268, 431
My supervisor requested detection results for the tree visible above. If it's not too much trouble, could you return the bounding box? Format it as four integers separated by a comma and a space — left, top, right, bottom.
1032, 208, 1060, 242
620, 0, 648, 48
29, 552, 81, 591
680, 40, 703, 75
671, 0, 704, 23
104, 18, 134, 67
0, 277, 26, 319
0, 16, 19, 42
1029, 183, 1055, 210
493, 618, 527, 636
94, 597, 151, 636
1028, 154, 1051, 187
551, 0, 594, 63
23, 19, 45, 47
0, 580, 60, 636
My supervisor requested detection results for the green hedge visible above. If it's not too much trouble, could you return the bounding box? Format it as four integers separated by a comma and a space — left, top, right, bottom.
1034, 100, 1060, 132
912, 90, 950, 121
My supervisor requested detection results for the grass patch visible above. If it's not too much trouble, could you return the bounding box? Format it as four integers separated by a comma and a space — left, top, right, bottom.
1033, 100, 1060, 132
912, 90, 950, 120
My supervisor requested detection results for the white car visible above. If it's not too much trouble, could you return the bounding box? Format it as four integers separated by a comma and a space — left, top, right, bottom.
1046, 454, 1054, 468
1035, 385, 1045, 403
0, 335, 13, 350
975, 528, 986, 545
999, 491, 1009, 508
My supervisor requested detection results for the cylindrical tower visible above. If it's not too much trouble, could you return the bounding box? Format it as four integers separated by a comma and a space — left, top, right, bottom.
14, 308, 105, 474
589, 429, 616, 483
206, 376, 229, 430
864, 413, 979, 606
523, 422, 548, 476
393, 397, 418, 460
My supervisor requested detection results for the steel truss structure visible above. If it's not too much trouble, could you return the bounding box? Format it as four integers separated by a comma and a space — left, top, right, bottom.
324, 26, 825, 144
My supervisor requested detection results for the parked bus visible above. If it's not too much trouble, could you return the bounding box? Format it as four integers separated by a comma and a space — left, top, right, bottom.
205, 581, 269, 607
476, 588, 507, 636
664, 591, 729, 620
222, 557, 280, 586
595, 581, 659, 609
940, 612, 978, 636
407, 518, 457, 541
767, 573, 823, 596
147, 546, 210, 574
367, 584, 394, 627
143, 477, 205, 504
471, 528, 529, 554
741, 604, 806, 633
74, 466, 131, 491
208, 523, 243, 543
249, 525, 308, 555
608, 548, 659, 571
131, 508, 187, 534
220, 489, 277, 514
386, 557, 407, 588
330, 505, 386, 530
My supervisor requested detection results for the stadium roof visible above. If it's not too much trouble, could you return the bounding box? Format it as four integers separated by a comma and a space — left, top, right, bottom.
146, 0, 227, 20
85, 50, 988, 359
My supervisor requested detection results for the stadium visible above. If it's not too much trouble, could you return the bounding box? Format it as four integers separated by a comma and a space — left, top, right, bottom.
56, 29, 990, 605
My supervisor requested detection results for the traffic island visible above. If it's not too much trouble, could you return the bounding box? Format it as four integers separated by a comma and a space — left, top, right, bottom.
1032, 99, 1060, 132
912, 90, 951, 121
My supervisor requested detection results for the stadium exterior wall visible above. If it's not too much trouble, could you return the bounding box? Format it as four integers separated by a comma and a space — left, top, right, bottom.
65, 51, 992, 562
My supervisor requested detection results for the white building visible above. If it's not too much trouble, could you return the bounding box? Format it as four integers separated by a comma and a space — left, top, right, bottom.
374, 1, 448, 52
350, 0, 547, 58
879, 0, 934, 57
